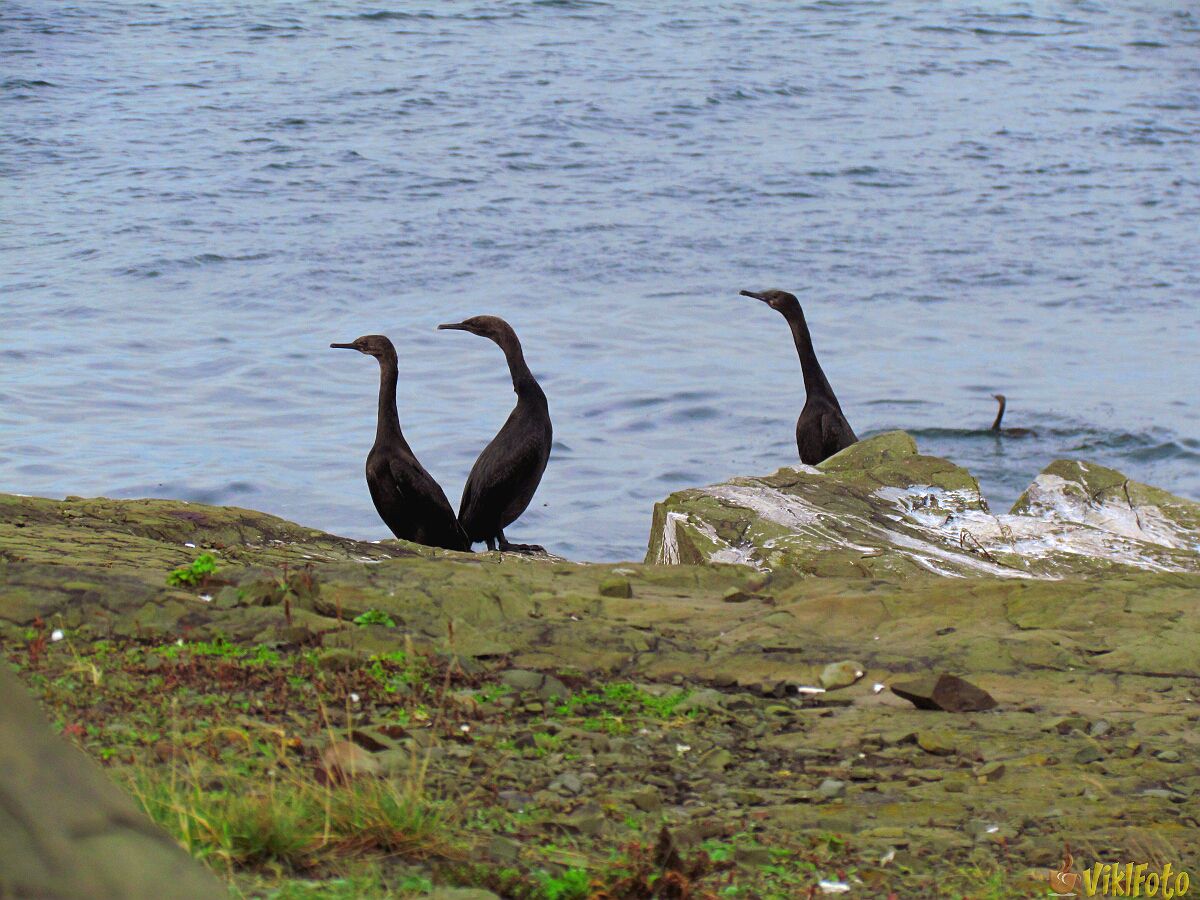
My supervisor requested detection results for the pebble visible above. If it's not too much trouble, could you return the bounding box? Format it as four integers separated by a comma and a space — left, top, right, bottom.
916, 730, 956, 756
598, 576, 633, 598
816, 778, 846, 800
819, 660, 865, 690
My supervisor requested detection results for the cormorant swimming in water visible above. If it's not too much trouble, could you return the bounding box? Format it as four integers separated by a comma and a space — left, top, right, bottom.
438, 316, 551, 553
990, 394, 1036, 437
741, 289, 858, 466
330, 335, 469, 550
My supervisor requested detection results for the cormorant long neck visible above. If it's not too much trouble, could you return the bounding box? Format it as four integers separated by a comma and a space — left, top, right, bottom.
991, 397, 1005, 432
374, 352, 411, 449
783, 305, 837, 405
497, 334, 546, 406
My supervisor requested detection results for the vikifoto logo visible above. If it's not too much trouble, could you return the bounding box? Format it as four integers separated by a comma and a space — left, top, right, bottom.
1049, 849, 1191, 897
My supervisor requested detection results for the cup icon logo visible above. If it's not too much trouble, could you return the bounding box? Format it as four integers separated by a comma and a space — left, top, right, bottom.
1049, 849, 1079, 896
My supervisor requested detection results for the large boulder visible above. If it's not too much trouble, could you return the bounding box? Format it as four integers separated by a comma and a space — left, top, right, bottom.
645, 432, 1200, 578
0, 663, 227, 898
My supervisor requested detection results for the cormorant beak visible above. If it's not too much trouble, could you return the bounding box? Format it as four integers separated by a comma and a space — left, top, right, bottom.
437, 323, 471, 332
330, 342, 358, 350
739, 290, 768, 303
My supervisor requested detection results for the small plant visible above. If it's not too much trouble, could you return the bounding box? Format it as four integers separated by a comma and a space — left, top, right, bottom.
167, 553, 218, 587
353, 609, 397, 628
535, 868, 592, 900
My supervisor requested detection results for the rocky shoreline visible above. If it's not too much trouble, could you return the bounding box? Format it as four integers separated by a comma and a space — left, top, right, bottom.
2, 433, 1198, 898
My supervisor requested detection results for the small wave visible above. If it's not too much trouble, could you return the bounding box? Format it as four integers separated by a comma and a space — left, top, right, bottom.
334, 11, 438, 21
119, 252, 273, 278
2, 79, 56, 90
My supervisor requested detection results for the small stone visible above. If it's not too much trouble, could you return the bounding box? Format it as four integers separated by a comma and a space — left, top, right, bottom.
1043, 716, 1089, 735
976, 761, 1005, 781
816, 778, 846, 800
675, 689, 726, 714
1156, 750, 1182, 763
316, 648, 360, 672
551, 773, 584, 794
319, 740, 381, 781
819, 660, 866, 690
630, 787, 662, 813
562, 804, 606, 836
916, 730, 956, 756
699, 748, 733, 771
1074, 743, 1104, 765
1088, 719, 1111, 738
497, 790, 533, 810
735, 846, 773, 865
598, 576, 633, 598
891, 674, 996, 712
879, 728, 918, 747
499, 669, 568, 701
488, 835, 521, 864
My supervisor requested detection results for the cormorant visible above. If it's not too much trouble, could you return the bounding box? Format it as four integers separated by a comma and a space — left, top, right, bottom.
741, 289, 858, 465
438, 316, 551, 553
990, 394, 1036, 437
330, 335, 469, 550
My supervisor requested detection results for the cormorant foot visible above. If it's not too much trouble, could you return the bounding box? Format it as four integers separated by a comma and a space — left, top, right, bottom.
498, 540, 546, 555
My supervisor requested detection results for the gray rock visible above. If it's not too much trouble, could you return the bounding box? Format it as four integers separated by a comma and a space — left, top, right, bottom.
646, 432, 1200, 578
500, 669, 568, 701
630, 786, 663, 813
550, 773, 584, 795
916, 730, 956, 756
699, 748, 733, 771
816, 778, 846, 800
891, 674, 996, 713
0, 666, 225, 899
735, 846, 774, 865
819, 660, 865, 690
316, 648, 361, 672
488, 835, 521, 864
675, 688, 726, 713
598, 576, 633, 598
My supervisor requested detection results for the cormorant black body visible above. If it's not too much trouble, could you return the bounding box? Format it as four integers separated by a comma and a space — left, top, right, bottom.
438, 316, 551, 553
741, 289, 858, 465
990, 394, 1036, 437
330, 334, 469, 550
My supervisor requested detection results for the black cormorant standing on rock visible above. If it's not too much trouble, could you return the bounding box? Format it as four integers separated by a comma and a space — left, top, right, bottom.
990, 394, 1036, 437
438, 316, 551, 553
330, 335, 469, 550
741, 289, 858, 465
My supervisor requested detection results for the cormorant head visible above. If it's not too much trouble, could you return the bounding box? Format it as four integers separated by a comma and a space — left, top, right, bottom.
438, 315, 516, 346
740, 288, 802, 315
329, 334, 396, 359
992, 394, 1006, 404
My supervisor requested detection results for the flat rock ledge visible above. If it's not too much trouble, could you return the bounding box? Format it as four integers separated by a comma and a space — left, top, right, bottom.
2, 465, 1199, 894
646, 431, 1200, 579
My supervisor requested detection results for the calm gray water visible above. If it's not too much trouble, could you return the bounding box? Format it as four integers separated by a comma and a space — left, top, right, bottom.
3, 1, 1198, 561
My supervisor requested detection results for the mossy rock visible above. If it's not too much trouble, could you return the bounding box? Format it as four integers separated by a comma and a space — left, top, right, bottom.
646, 432, 1200, 578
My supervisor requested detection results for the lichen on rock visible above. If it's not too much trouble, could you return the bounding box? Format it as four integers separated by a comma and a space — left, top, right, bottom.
645, 431, 1200, 578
